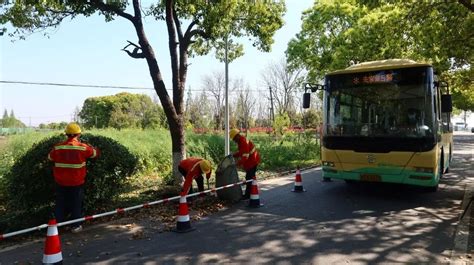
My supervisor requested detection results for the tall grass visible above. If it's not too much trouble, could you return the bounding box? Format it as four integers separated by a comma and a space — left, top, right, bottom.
89, 128, 173, 176
0, 129, 321, 192
248, 131, 320, 170
0, 131, 59, 204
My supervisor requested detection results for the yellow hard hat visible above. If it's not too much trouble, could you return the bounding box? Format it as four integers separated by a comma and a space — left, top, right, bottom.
65, 122, 82, 134
229, 129, 240, 140
199, 160, 211, 174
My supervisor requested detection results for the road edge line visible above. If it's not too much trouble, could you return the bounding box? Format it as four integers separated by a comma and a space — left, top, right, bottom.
450, 181, 473, 264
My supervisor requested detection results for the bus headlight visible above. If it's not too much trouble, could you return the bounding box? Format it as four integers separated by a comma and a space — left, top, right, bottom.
414, 167, 434, 173
322, 161, 335, 167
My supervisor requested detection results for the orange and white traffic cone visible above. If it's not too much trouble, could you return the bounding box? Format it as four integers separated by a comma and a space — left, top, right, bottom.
248, 177, 263, 208
174, 195, 195, 233
291, 167, 306, 192
42, 218, 63, 264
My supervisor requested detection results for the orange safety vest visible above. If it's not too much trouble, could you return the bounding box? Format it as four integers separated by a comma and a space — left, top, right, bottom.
48, 137, 99, 186
179, 157, 211, 194
234, 135, 260, 171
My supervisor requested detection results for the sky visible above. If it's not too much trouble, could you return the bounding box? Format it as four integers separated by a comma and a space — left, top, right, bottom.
0, 1, 314, 127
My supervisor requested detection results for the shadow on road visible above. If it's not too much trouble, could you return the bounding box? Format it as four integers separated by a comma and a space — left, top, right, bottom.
1, 133, 472, 264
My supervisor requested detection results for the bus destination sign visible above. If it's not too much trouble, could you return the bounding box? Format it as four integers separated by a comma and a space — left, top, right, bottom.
353, 73, 393, 85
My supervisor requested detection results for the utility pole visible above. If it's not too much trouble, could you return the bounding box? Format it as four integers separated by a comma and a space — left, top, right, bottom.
269, 86, 275, 122
224, 35, 230, 155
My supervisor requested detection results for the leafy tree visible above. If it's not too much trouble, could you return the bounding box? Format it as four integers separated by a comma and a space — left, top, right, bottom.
1, 0, 286, 183
79, 92, 165, 129
1, 109, 8, 128
444, 68, 474, 112
142, 104, 167, 129
287, 1, 473, 82
273, 112, 290, 138
80, 96, 114, 129
0, 109, 25, 128
302, 108, 323, 129
108, 93, 152, 129
354, 0, 473, 71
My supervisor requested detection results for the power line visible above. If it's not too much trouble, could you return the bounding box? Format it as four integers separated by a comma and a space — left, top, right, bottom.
0, 80, 154, 90
16, 114, 71, 119
0, 80, 268, 93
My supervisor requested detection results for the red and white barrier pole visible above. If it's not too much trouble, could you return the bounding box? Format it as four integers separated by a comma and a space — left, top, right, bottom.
0, 179, 253, 240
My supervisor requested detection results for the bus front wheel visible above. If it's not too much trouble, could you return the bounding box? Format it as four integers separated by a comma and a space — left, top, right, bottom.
445, 147, 452, 173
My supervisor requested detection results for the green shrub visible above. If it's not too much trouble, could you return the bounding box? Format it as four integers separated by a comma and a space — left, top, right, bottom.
187, 133, 225, 167
1, 133, 138, 231
251, 132, 320, 170
90, 128, 172, 177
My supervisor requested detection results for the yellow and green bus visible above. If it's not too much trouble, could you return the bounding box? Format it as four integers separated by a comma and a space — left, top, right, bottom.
303, 59, 453, 192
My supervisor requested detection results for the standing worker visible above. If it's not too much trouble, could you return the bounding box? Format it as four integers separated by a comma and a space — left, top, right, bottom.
179, 157, 212, 195
229, 129, 261, 200
48, 122, 99, 233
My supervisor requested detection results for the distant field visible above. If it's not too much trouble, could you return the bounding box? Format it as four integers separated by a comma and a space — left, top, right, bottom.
0, 136, 7, 149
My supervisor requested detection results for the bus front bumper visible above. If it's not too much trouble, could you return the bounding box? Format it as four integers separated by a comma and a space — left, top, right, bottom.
322, 167, 439, 187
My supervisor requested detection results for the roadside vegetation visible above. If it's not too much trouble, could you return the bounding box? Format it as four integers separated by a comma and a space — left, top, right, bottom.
0, 128, 320, 232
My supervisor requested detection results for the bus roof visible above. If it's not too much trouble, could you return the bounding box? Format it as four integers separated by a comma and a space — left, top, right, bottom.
326, 59, 432, 76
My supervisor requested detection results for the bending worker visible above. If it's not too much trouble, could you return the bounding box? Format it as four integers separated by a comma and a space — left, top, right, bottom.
179, 157, 212, 195
48, 122, 99, 233
229, 129, 261, 200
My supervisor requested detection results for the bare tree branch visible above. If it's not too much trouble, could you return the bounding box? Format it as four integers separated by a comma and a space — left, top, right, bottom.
173, 5, 184, 42
261, 58, 303, 117
202, 71, 226, 129
121, 40, 145, 59
187, 29, 210, 41
183, 20, 198, 40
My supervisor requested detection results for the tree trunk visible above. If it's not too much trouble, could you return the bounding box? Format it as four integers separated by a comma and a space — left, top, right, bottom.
170, 116, 185, 185
129, 0, 185, 185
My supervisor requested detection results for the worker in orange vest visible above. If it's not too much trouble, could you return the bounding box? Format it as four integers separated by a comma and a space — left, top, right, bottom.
229, 129, 261, 199
48, 122, 99, 233
179, 157, 212, 196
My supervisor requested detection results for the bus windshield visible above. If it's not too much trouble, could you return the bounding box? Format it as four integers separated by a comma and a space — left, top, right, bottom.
325, 67, 434, 138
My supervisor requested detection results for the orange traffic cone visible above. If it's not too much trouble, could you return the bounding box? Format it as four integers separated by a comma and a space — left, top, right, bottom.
174, 195, 195, 233
248, 177, 263, 208
42, 218, 63, 264
291, 167, 306, 192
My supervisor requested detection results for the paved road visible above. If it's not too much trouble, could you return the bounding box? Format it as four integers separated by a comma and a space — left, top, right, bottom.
1, 133, 473, 264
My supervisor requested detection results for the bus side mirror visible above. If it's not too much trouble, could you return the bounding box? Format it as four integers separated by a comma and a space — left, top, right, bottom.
303, 92, 311, 109
441, 94, 452, 113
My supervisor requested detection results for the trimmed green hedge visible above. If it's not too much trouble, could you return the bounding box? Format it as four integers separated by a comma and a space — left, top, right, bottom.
1, 134, 138, 231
